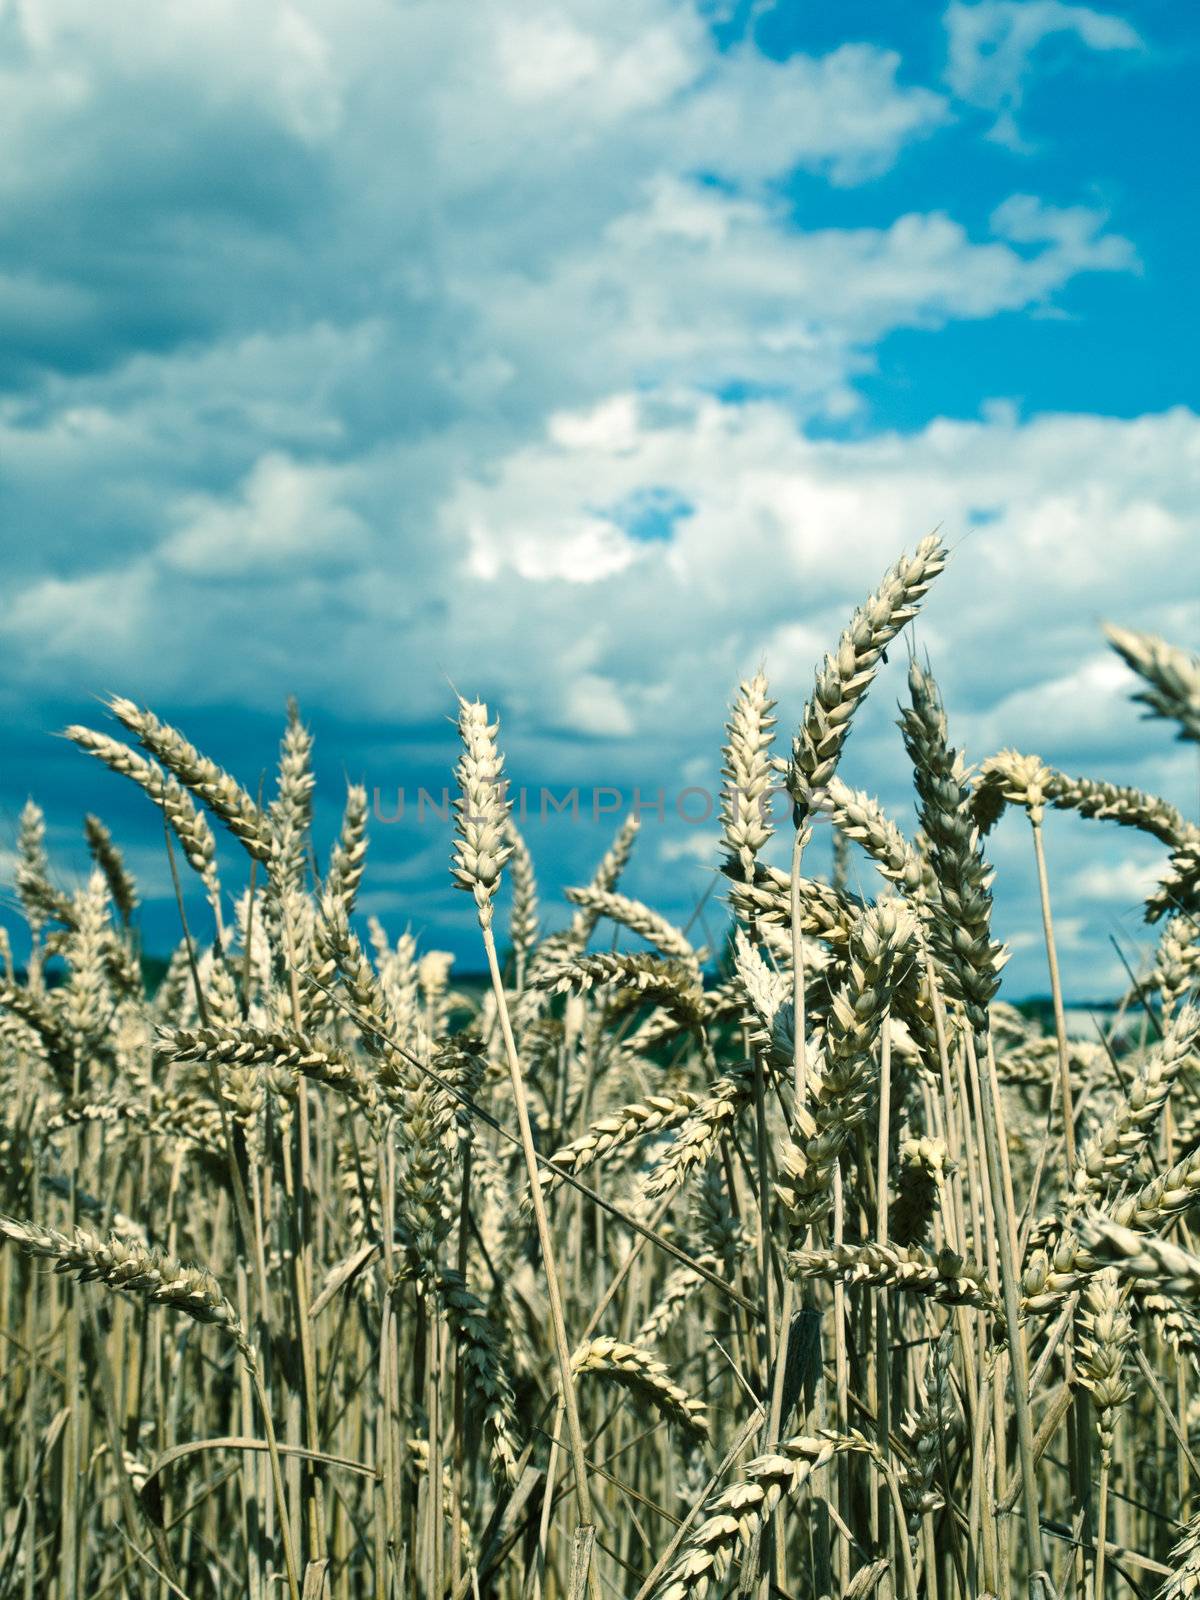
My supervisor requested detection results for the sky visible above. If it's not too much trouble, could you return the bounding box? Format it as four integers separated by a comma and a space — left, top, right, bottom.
0, 0, 1197, 996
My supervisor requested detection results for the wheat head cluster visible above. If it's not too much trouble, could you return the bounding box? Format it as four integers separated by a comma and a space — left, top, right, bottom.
2, 538, 1199, 1600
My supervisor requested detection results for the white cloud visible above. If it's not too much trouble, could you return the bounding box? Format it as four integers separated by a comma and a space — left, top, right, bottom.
945, 0, 1142, 147
0, 4, 1135, 437
3, 386, 1194, 994
5, 564, 155, 665
465, 513, 640, 584
163, 453, 369, 576
1071, 857, 1163, 903
560, 675, 635, 738
9, 391, 1196, 763
2, 0, 344, 160
549, 395, 643, 454
659, 831, 720, 864
661, 42, 948, 185
462, 178, 1133, 420
0, 0, 1183, 997
969, 655, 1137, 752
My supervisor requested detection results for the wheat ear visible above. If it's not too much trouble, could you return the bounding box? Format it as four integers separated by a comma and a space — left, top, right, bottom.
1105, 624, 1200, 745
571, 1336, 708, 1442
453, 695, 596, 1564
105, 696, 271, 862
719, 669, 776, 890
647, 1431, 878, 1600
0, 1216, 300, 1599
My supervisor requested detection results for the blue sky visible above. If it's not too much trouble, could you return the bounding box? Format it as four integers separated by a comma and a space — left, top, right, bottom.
0, 0, 1197, 994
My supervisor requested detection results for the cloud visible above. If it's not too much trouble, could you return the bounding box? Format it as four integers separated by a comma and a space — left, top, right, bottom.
7, 386, 1196, 768
161, 452, 369, 576
945, 0, 1142, 147
0, 2, 948, 397
1071, 856, 1163, 904
0, 1, 1184, 997
659, 832, 720, 865
4, 387, 1194, 991
559, 675, 635, 738
659, 43, 949, 186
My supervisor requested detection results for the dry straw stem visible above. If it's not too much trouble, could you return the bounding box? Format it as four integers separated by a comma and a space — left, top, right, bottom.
1105, 623, 1200, 745
452, 694, 597, 1555
996, 751, 1081, 1179
0, 1217, 301, 1600
11, 546, 1200, 1600
784, 530, 930, 1298
570, 1336, 708, 1442
900, 659, 1047, 1590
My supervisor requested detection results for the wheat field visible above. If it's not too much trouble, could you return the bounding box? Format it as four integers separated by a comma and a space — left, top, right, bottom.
2, 536, 1199, 1600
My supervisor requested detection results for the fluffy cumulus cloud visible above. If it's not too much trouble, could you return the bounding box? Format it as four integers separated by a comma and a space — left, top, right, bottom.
944, 0, 1142, 146
0, 0, 1191, 998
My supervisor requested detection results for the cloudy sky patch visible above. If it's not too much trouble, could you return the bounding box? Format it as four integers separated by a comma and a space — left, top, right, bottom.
0, 0, 1195, 995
